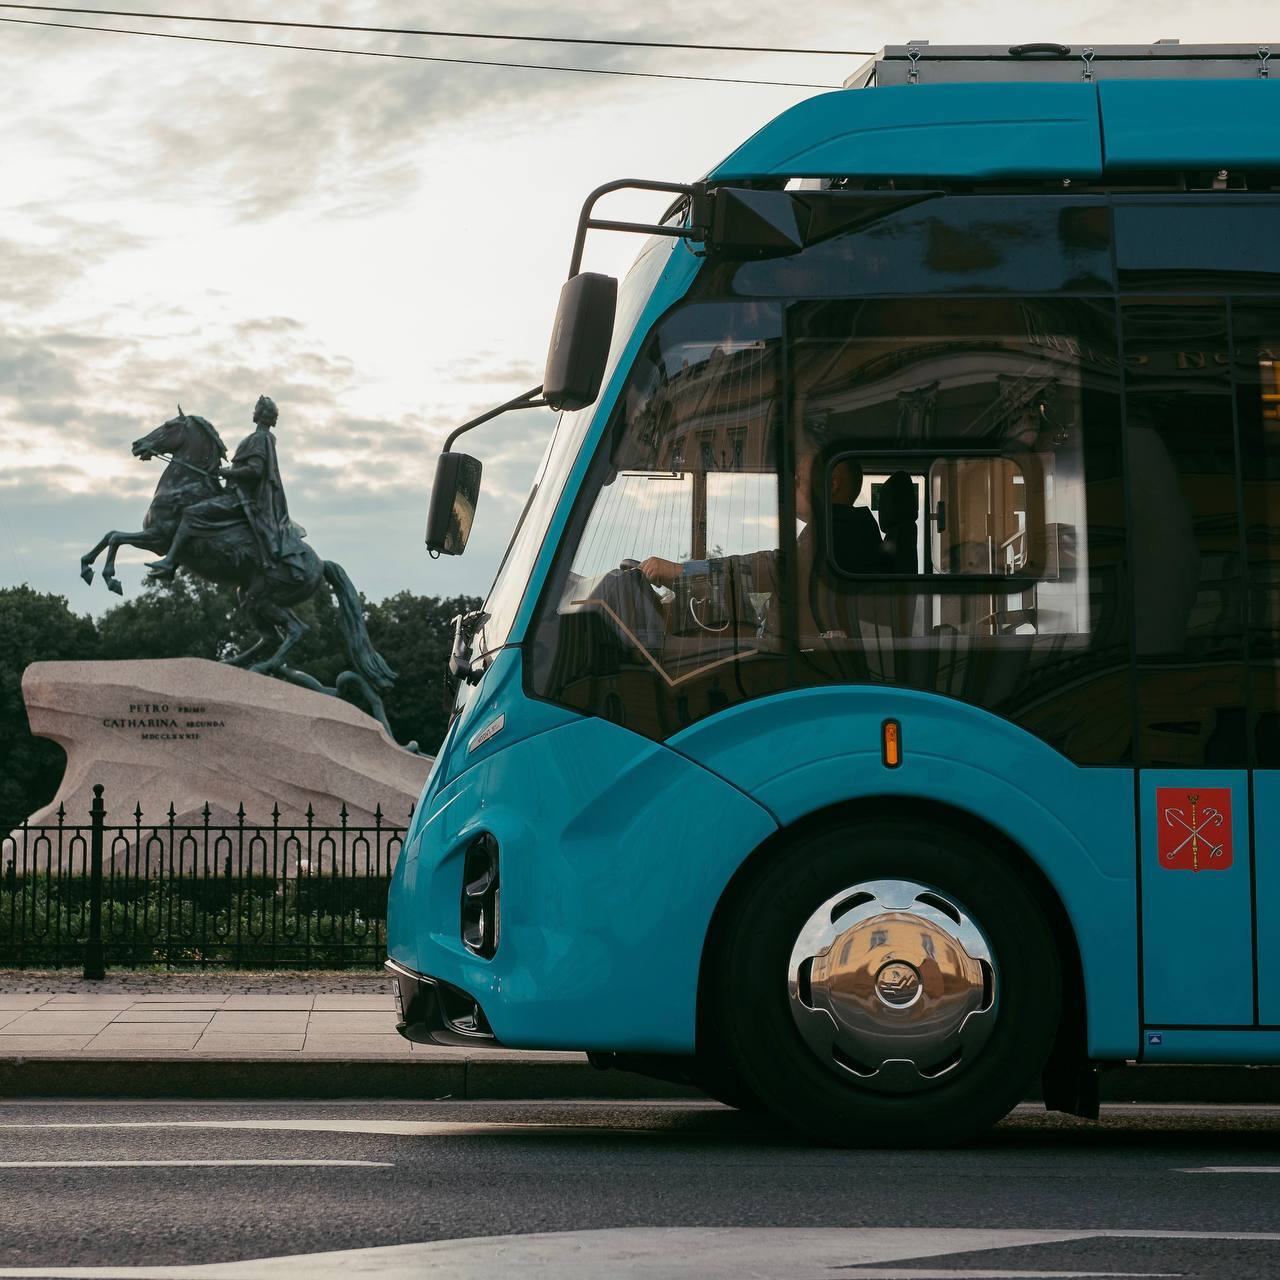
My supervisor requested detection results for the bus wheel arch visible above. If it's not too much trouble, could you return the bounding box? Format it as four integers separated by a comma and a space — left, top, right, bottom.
694, 795, 1094, 1127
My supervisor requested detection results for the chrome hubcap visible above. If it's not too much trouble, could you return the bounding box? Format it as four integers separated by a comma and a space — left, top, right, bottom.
787, 878, 997, 1093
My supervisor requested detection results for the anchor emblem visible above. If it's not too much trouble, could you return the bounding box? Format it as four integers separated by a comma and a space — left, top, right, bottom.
1155, 787, 1233, 872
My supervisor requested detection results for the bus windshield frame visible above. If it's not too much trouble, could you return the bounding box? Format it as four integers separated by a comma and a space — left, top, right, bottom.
467, 235, 681, 671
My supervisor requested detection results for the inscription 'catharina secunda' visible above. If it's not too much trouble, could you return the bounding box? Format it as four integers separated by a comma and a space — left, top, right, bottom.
100, 702, 226, 741
1155, 787, 1233, 872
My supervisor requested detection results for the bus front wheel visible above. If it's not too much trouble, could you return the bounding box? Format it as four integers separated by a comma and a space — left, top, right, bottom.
712, 818, 1061, 1146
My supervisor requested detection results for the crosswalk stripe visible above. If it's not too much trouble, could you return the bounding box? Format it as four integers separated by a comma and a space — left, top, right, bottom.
0, 1226, 1273, 1280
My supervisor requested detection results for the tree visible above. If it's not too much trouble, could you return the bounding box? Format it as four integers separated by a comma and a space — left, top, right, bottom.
0, 587, 98, 832
96, 576, 245, 661
1, 580, 481, 825
366, 592, 481, 754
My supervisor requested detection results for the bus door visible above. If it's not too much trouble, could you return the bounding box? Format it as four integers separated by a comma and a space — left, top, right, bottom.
1125, 296, 1257, 1030
1236, 299, 1280, 1027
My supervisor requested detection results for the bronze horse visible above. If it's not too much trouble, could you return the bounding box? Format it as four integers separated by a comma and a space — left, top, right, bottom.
80, 411, 396, 707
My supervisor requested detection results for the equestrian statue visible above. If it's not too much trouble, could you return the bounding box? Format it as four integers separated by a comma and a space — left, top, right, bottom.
80, 397, 408, 744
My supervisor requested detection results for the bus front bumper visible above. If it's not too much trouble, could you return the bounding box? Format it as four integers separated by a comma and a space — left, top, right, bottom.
385, 958, 499, 1048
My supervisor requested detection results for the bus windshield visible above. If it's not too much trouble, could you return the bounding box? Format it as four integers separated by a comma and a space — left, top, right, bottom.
472, 236, 677, 664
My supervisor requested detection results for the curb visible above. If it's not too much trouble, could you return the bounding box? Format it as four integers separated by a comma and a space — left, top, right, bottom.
1096, 1064, 1280, 1105
0, 1056, 702, 1101
0, 1058, 1275, 1103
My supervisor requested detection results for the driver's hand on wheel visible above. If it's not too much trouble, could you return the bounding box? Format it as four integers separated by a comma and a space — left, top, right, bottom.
638, 556, 680, 586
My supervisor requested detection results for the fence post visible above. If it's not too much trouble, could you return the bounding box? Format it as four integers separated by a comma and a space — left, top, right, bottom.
83, 784, 106, 980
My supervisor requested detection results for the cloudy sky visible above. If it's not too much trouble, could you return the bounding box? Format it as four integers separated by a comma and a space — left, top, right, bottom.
0, 1, 1274, 613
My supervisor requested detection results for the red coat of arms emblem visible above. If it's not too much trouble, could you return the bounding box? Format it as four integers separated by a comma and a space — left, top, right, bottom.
1156, 787, 1233, 872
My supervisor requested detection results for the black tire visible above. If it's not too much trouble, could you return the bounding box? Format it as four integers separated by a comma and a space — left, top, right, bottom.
692, 1056, 767, 1113
711, 817, 1062, 1147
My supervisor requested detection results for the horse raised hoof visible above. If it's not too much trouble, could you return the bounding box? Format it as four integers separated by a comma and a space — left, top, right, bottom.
80, 563, 94, 585
105, 576, 124, 596
146, 560, 176, 581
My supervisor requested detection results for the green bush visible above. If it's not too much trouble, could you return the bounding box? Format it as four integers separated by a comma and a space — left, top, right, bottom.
0, 876, 388, 968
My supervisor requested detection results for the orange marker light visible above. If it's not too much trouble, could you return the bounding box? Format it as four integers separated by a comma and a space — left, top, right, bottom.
882, 719, 902, 769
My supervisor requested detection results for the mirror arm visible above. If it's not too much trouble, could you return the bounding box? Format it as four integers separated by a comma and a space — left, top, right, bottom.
568, 178, 708, 277
449, 609, 490, 686
443, 385, 547, 454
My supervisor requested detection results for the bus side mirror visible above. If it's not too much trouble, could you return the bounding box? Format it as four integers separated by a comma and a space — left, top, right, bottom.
425, 452, 483, 555
544, 272, 617, 412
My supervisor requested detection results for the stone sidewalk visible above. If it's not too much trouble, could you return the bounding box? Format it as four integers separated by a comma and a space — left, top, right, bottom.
0, 978, 659, 1099
0, 979, 1275, 1106
0, 989, 463, 1057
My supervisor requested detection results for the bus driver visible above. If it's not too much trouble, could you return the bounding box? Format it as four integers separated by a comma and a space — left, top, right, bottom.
637, 455, 883, 589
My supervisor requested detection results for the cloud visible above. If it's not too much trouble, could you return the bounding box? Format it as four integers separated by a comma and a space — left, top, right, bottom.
0, 292, 549, 613
0, 0, 857, 615
0, 220, 144, 313
0, 0, 838, 226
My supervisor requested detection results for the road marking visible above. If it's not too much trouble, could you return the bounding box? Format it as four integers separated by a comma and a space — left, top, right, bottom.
0, 1160, 391, 1169
1180, 1166, 1280, 1173
0, 1227, 1271, 1279
0, 1119, 611, 1138
832, 1273, 1166, 1278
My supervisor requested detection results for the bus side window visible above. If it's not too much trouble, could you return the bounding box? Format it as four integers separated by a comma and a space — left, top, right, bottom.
791, 297, 1089, 644
928, 457, 1037, 578
1124, 298, 1246, 769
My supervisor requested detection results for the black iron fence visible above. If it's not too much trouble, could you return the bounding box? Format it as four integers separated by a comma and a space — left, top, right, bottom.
1, 785, 409, 972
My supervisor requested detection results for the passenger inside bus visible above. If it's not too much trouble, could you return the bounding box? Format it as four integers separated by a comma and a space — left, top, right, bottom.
829, 458, 888, 574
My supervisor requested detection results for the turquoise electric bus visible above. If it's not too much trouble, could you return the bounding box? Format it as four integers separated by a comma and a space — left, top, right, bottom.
388, 42, 1280, 1145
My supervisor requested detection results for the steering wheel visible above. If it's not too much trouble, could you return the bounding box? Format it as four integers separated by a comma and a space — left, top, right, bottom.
620, 559, 673, 605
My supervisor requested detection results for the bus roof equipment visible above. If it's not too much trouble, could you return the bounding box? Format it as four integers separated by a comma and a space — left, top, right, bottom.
848, 40, 1273, 87
713, 45, 1280, 183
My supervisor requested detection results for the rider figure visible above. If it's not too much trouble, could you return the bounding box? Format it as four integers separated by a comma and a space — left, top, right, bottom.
148, 395, 307, 582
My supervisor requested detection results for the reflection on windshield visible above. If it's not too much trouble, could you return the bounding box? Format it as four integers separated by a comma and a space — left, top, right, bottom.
529, 300, 785, 730
470, 235, 679, 667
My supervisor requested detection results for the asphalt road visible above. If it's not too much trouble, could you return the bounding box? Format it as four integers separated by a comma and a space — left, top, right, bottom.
0, 1100, 1275, 1277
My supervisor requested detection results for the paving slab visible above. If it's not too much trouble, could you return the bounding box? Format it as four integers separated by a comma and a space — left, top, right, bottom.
111, 1009, 216, 1024
128, 993, 232, 1003
307, 1011, 395, 1033
301, 1036, 412, 1054
0, 1035, 96, 1051
43, 995, 136, 1008
205, 1010, 309, 1033
220, 995, 314, 1011
117, 999, 226, 1008
312, 994, 396, 1011
85, 1033, 204, 1051
193, 1032, 307, 1053
0, 996, 52, 1010
0, 1011, 117, 1034
92, 1023, 210, 1039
